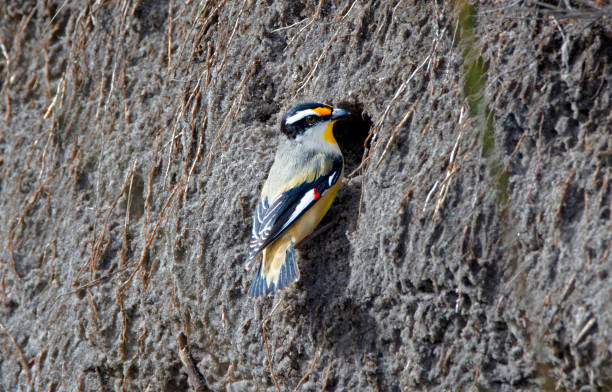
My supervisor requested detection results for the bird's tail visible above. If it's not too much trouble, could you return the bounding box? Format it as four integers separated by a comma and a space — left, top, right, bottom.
248, 240, 299, 297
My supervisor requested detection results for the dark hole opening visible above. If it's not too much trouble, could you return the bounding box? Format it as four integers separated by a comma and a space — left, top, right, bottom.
333, 102, 373, 175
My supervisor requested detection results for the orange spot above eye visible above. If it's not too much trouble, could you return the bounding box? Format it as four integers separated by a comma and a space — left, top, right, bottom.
312, 107, 332, 116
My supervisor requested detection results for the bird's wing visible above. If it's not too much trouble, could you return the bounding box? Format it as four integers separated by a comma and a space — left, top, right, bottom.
246, 156, 342, 269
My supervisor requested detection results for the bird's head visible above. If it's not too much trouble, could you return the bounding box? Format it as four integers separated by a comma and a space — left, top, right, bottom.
280, 102, 350, 144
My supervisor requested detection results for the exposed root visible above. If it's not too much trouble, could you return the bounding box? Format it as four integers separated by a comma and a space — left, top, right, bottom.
0, 318, 31, 383
177, 332, 211, 392
262, 299, 283, 392
293, 338, 326, 391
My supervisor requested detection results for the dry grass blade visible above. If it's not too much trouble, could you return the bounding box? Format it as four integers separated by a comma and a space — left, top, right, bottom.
270, 17, 309, 33
432, 131, 463, 220
43, 76, 65, 119
396, 185, 415, 212
123, 160, 138, 265
422, 180, 439, 214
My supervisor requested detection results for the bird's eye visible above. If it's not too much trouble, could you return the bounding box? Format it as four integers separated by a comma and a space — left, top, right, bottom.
306, 116, 317, 124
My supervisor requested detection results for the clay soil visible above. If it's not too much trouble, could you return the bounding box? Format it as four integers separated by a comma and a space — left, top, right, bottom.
1, 0, 611, 391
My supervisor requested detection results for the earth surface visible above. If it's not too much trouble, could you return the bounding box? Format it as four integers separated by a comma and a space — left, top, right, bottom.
1, 0, 611, 391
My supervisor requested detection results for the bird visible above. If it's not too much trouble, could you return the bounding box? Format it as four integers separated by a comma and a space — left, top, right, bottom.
246, 102, 350, 297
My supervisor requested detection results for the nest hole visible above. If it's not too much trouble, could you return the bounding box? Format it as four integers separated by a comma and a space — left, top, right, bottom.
333, 102, 373, 175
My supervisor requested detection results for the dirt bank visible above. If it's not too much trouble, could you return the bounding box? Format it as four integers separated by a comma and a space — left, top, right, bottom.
1, 0, 611, 390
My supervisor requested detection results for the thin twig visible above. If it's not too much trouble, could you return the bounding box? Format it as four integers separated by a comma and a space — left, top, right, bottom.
7, 228, 23, 281
0, 40, 11, 124
117, 287, 128, 359
123, 160, 138, 262
87, 290, 102, 330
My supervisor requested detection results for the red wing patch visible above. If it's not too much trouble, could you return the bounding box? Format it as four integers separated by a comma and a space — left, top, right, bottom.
313, 188, 320, 200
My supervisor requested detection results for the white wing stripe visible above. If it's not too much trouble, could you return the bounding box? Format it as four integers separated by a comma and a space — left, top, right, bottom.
279, 190, 315, 232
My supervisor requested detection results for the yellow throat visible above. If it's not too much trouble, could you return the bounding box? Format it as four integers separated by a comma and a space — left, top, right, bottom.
323, 121, 337, 144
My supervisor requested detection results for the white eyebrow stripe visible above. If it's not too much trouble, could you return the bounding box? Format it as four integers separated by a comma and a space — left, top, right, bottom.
285, 109, 318, 125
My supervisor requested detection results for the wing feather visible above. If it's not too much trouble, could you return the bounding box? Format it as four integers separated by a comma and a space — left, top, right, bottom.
246, 156, 342, 269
